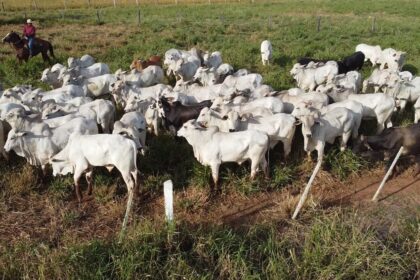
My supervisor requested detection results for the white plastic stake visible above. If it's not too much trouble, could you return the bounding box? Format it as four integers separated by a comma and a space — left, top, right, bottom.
292, 159, 322, 219
164, 180, 174, 222
372, 146, 404, 202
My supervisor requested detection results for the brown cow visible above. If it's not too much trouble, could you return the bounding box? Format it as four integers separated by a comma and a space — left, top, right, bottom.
130, 55, 162, 71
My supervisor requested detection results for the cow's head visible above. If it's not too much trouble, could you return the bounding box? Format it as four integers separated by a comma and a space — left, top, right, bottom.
4, 130, 26, 154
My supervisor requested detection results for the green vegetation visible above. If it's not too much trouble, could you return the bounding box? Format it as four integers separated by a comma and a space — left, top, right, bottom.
0, 208, 418, 279
0, 1, 419, 278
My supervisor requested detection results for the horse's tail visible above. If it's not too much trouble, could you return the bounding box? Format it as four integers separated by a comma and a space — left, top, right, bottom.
48, 43, 55, 59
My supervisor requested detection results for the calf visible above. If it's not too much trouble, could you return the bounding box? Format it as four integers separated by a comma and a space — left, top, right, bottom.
130, 55, 162, 72
177, 120, 269, 186
159, 97, 212, 133
261, 40, 273, 66
360, 123, 420, 175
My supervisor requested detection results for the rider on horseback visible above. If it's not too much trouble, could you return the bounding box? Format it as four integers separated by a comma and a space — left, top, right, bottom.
23, 19, 36, 57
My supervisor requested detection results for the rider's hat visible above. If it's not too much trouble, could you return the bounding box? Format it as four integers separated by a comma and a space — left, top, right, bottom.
26, 19, 32, 24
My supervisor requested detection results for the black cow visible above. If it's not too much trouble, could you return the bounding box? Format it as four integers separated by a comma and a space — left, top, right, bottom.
297, 57, 329, 66
159, 97, 212, 135
359, 123, 420, 176
339, 51, 365, 73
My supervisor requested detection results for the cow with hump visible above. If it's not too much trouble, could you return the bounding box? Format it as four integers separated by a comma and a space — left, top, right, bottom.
177, 120, 269, 188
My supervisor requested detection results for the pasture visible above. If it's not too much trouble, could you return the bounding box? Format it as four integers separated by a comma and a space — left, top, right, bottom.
0, 0, 419, 278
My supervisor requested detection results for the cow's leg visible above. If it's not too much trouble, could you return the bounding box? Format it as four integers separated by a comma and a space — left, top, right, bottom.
283, 139, 293, 159
73, 164, 87, 203
258, 154, 269, 179
210, 162, 220, 192
340, 132, 352, 151
120, 172, 135, 241
415, 110, 420, 124
413, 155, 420, 177
376, 121, 385, 134
385, 118, 393, 128
86, 169, 94, 196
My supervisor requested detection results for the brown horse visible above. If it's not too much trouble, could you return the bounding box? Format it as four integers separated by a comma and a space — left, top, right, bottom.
2, 31, 55, 63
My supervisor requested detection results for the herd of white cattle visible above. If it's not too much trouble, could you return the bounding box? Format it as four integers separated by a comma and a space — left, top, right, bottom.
0, 41, 418, 226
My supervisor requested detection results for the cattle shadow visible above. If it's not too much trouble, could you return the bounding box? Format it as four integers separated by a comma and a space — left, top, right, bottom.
274, 55, 294, 68
402, 64, 418, 75
379, 177, 420, 201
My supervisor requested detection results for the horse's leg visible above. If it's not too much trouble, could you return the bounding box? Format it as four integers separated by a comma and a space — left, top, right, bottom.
41, 51, 50, 63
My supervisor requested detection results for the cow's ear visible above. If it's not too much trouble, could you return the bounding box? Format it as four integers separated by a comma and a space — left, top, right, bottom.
294, 119, 302, 126
16, 131, 27, 137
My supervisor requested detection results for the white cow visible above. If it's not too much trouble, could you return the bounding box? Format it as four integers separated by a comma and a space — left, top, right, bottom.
41, 63, 65, 88
115, 66, 164, 88
260, 40, 273, 66
362, 68, 401, 93
113, 111, 147, 152
193, 67, 219, 86
222, 73, 263, 93
210, 96, 285, 116
203, 51, 223, 69
39, 85, 86, 103
173, 58, 201, 82
379, 48, 406, 71
293, 106, 358, 160
111, 80, 169, 108
355, 43, 382, 66
42, 99, 115, 133
177, 120, 269, 185
67, 54, 95, 68
276, 91, 329, 113
4, 117, 98, 171
330, 71, 362, 94
164, 49, 201, 79
79, 74, 117, 97
414, 98, 420, 123
231, 112, 296, 156
60, 63, 110, 85
348, 93, 395, 133
49, 133, 139, 231
0, 120, 8, 159
386, 77, 420, 110
144, 102, 160, 136
290, 61, 339, 91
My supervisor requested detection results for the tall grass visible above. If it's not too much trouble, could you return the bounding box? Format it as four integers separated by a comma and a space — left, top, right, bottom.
0, 208, 418, 279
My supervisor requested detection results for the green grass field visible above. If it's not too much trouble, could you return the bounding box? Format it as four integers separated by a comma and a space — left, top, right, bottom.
0, 1, 419, 279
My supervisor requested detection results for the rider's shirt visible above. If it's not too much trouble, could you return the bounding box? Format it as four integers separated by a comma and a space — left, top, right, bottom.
23, 24, 36, 37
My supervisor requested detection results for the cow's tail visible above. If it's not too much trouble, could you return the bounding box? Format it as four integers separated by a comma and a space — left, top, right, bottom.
49, 43, 56, 59
130, 139, 140, 193
265, 135, 271, 177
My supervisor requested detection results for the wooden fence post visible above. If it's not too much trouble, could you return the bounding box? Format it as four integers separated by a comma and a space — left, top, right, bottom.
137, 7, 141, 26
96, 9, 101, 24
371, 17, 376, 33
63, 0, 67, 10
268, 15, 272, 30
87, 0, 91, 8
135, 0, 139, 5
113, 0, 116, 7
32, 0, 38, 9
2, 2, 5, 11
317, 16, 321, 32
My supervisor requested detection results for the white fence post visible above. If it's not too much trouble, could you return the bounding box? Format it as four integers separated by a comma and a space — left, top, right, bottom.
372, 146, 404, 202
292, 159, 322, 219
164, 180, 174, 222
